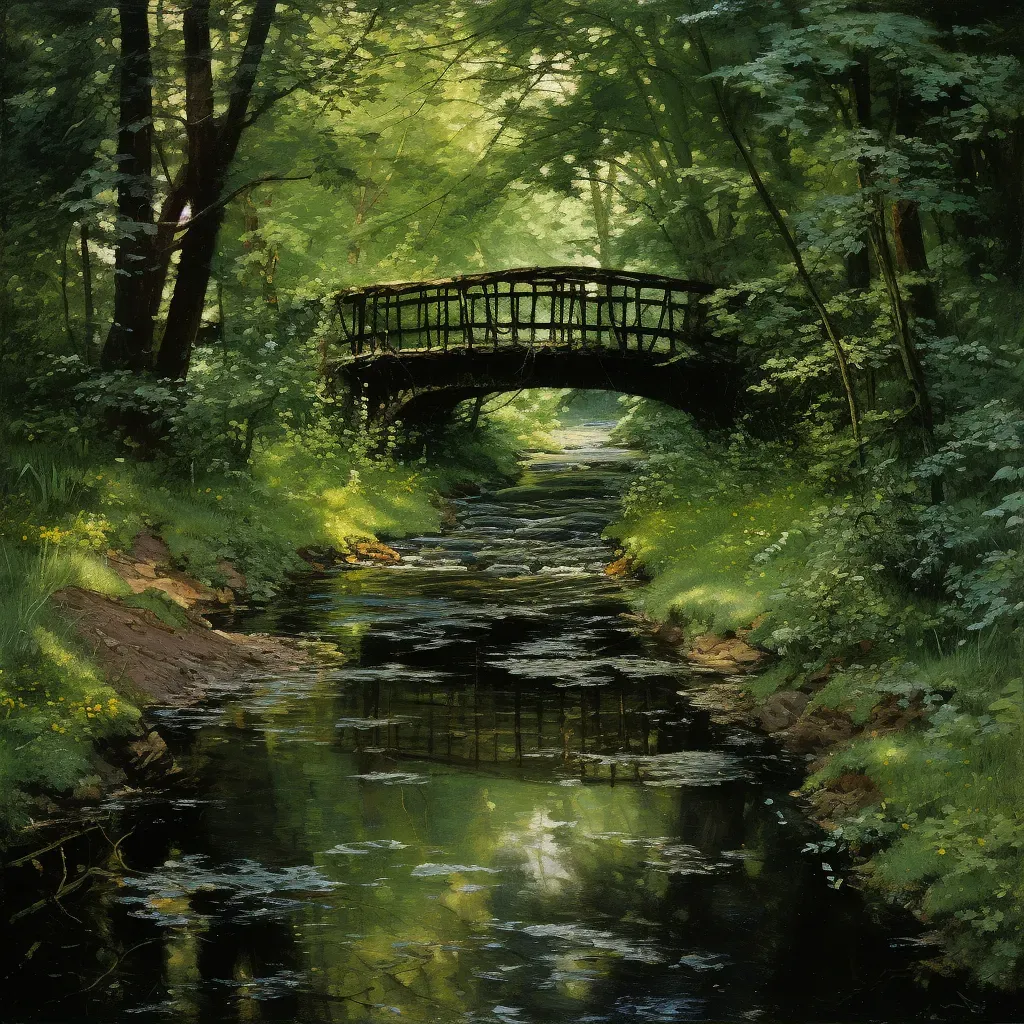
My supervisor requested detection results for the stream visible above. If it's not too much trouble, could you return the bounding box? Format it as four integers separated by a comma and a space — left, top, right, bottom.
1, 423, 1000, 1023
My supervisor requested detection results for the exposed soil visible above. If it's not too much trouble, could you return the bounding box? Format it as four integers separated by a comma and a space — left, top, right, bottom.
54, 531, 317, 706
106, 532, 240, 613
54, 586, 312, 706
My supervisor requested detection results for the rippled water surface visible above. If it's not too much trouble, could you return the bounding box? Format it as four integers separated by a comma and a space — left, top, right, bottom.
2, 425, 999, 1023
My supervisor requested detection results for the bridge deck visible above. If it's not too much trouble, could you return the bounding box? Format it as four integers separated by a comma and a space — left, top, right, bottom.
332, 265, 716, 358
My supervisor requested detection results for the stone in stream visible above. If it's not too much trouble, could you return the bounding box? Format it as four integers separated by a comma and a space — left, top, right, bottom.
460, 515, 533, 530
513, 527, 577, 541
409, 538, 486, 551
495, 483, 611, 501
482, 564, 535, 576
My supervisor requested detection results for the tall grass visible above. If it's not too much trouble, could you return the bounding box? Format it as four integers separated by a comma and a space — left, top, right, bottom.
0, 543, 74, 659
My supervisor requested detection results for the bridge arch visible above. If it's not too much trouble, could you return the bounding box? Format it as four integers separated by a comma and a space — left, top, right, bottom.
324, 266, 741, 426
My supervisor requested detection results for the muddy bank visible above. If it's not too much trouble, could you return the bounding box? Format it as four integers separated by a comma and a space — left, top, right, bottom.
636, 610, 906, 825
54, 586, 313, 706
56, 532, 322, 707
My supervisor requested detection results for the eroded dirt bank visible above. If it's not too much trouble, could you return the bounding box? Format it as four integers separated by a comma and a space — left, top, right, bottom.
55, 533, 317, 707
615, 563, 951, 968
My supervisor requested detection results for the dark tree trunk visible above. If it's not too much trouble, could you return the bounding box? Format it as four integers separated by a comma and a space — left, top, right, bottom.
847, 58, 873, 293
845, 247, 871, 292
891, 93, 941, 326
156, 209, 223, 379
101, 0, 156, 371
468, 394, 485, 431
153, 0, 278, 382
147, 172, 189, 322
155, 0, 277, 380
892, 198, 939, 323
80, 222, 95, 359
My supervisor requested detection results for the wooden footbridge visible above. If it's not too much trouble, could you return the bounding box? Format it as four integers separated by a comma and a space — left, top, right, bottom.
324, 266, 740, 425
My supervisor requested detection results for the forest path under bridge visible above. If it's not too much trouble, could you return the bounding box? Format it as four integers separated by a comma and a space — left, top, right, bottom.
323, 266, 742, 425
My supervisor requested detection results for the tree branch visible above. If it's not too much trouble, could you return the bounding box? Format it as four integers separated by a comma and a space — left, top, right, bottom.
161, 174, 313, 239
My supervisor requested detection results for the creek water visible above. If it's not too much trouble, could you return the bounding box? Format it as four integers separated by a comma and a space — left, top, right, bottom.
1, 424, 1004, 1023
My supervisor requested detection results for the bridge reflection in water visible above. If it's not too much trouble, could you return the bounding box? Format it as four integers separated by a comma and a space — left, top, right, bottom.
333, 664, 723, 786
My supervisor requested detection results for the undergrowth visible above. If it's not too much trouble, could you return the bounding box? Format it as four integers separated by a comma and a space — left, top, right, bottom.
0, 385, 560, 838
610, 396, 1024, 988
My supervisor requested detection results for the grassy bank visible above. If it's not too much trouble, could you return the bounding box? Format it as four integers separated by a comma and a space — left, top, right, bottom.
608, 399, 1024, 988
0, 391, 562, 838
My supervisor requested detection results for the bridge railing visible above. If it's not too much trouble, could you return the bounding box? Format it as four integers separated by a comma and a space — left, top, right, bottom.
331, 266, 715, 359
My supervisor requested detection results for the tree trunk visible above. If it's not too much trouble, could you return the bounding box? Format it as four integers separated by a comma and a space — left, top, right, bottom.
892, 198, 939, 323
242, 192, 279, 307
80, 222, 95, 359
589, 168, 614, 268
468, 395, 485, 431
147, 173, 189, 322
847, 59, 873, 293
155, 208, 223, 379
101, 0, 156, 371
155, 0, 277, 380
689, 28, 863, 459
846, 247, 871, 292
850, 56, 938, 479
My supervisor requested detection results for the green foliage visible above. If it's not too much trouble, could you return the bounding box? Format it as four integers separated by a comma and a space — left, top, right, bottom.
614, 399, 1024, 985
609, 399, 817, 634
0, 367, 557, 838
811, 657, 1024, 987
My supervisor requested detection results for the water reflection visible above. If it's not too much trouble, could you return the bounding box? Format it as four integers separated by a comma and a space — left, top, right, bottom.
0, 424, 987, 1022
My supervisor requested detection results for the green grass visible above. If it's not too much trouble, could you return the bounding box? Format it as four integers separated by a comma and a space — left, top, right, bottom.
802, 641, 1024, 986
607, 480, 816, 633
0, 541, 142, 830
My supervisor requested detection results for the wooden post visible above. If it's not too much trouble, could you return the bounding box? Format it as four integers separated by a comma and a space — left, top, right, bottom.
634, 285, 642, 352
458, 285, 471, 349
443, 286, 451, 352
566, 283, 577, 349
337, 299, 355, 357
607, 283, 626, 353
483, 283, 498, 350
651, 289, 668, 353
372, 294, 383, 353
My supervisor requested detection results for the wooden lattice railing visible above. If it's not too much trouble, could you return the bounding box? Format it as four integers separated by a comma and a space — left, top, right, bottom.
332, 266, 716, 358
